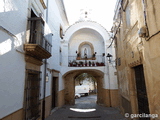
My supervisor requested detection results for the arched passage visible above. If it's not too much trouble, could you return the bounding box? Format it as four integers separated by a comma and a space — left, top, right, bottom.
63, 69, 108, 106
75, 73, 97, 92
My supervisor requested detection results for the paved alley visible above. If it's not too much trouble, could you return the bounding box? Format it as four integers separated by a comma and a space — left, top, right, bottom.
46, 95, 127, 120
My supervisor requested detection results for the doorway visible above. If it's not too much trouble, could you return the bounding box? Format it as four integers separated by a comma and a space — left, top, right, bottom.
24, 70, 41, 120
134, 65, 150, 115
51, 77, 58, 109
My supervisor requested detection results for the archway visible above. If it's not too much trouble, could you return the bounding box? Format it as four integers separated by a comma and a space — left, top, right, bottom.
75, 73, 97, 92
74, 73, 97, 105
63, 69, 105, 105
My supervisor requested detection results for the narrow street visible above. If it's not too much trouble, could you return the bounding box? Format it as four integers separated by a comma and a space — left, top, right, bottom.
46, 95, 126, 120
1, 0, 160, 120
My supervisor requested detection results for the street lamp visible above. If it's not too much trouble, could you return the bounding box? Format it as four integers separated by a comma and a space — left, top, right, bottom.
106, 53, 112, 63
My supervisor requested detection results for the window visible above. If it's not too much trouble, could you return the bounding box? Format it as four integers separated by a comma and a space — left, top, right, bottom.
60, 26, 63, 39
125, 5, 131, 28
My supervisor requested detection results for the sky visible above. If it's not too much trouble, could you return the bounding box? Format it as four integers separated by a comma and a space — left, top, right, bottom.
63, 0, 117, 31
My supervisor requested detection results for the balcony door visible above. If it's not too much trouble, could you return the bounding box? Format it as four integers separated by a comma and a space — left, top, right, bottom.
29, 10, 44, 45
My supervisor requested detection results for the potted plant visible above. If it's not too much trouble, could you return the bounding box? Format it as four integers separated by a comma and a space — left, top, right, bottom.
79, 61, 84, 67
92, 61, 95, 66
69, 61, 73, 67
85, 62, 87, 66
72, 60, 77, 67
78, 62, 81, 67
89, 61, 92, 66
92, 52, 96, 60
76, 52, 81, 60
100, 62, 105, 66
96, 62, 100, 66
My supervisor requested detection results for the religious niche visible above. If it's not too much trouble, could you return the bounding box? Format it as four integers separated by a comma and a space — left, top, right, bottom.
76, 42, 96, 60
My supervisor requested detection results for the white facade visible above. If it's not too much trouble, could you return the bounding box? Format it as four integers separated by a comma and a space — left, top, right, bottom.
60, 20, 118, 90
0, 0, 28, 118
40, 0, 69, 99
0, 0, 68, 119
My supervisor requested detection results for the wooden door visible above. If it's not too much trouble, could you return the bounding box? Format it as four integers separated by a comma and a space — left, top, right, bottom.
134, 65, 150, 118
52, 77, 57, 109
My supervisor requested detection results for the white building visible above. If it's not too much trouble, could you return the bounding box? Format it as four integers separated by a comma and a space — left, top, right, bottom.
0, 0, 118, 120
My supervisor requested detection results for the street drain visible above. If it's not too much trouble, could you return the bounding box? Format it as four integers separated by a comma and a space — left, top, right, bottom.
68, 116, 101, 119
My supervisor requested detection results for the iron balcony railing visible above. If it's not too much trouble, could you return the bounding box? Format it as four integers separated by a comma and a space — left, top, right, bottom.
28, 17, 52, 53
42, 36, 52, 53
68, 55, 105, 67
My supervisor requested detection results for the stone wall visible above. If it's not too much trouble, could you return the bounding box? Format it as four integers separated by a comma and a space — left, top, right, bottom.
113, 0, 160, 119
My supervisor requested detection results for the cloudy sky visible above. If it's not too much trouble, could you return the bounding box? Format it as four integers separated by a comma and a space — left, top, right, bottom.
63, 0, 117, 31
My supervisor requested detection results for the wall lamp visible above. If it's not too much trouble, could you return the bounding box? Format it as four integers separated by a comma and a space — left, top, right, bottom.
46, 73, 49, 82
106, 53, 112, 63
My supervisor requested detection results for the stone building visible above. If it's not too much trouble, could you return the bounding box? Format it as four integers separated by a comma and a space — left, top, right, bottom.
0, 0, 118, 120
112, 0, 160, 119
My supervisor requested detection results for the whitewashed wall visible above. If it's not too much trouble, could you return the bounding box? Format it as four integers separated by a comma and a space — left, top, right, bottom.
69, 28, 105, 56
41, 0, 69, 96
0, 0, 28, 118
61, 21, 118, 90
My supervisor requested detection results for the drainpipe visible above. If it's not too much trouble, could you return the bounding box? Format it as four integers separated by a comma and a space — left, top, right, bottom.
42, 59, 47, 120
46, 0, 49, 23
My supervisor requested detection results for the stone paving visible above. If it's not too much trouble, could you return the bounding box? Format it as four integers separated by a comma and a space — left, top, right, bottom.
46, 95, 127, 120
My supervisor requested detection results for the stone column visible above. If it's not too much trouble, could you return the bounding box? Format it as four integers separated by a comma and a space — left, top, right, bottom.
96, 76, 104, 105
64, 73, 75, 105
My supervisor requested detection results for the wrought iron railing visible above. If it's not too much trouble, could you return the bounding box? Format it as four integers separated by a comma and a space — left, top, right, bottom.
28, 17, 52, 53
68, 55, 105, 67
43, 36, 52, 53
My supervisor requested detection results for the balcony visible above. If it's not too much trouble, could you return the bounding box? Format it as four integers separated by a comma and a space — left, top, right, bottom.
24, 17, 52, 60
68, 55, 105, 67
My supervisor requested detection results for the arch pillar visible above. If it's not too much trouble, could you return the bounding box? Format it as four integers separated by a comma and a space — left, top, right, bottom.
64, 73, 75, 105
102, 89, 112, 107
95, 76, 103, 105
96, 76, 111, 107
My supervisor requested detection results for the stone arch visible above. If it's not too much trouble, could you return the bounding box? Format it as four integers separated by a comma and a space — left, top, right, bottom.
63, 69, 108, 105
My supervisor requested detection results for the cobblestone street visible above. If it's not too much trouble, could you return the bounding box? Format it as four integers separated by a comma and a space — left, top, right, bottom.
46, 95, 126, 120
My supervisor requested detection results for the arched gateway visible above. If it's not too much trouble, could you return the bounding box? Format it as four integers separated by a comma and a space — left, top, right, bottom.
60, 21, 118, 107
63, 69, 106, 105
